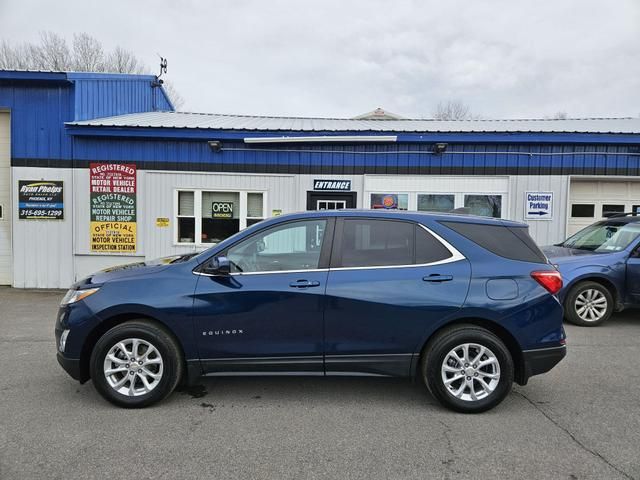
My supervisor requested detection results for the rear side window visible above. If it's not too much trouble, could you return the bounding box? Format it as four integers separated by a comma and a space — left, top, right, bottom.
440, 221, 547, 264
340, 219, 413, 267
415, 226, 453, 264
336, 219, 453, 268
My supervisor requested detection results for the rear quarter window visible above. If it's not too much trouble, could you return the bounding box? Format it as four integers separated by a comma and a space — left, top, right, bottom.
440, 221, 548, 264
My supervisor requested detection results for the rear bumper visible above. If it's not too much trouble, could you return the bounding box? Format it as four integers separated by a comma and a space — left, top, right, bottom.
520, 345, 566, 384
57, 352, 82, 382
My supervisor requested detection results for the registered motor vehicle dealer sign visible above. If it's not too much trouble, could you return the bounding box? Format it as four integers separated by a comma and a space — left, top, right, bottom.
525, 192, 553, 220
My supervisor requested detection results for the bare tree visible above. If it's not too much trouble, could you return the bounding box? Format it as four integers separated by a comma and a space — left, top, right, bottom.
37, 31, 71, 70
72, 33, 104, 71
106, 46, 145, 74
0, 31, 184, 108
551, 111, 568, 120
432, 100, 477, 120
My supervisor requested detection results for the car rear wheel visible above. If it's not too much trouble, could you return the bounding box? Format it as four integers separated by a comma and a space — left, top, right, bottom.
90, 320, 183, 408
421, 325, 514, 413
564, 281, 613, 327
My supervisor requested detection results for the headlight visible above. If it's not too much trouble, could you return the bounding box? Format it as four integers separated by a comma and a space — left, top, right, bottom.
60, 287, 100, 306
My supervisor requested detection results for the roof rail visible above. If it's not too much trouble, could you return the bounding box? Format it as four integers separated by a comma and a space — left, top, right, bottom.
608, 212, 639, 218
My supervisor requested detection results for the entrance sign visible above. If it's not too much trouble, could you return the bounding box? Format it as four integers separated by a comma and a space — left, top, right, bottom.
313, 179, 351, 191
525, 192, 553, 220
18, 180, 64, 219
90, 163, 137, 252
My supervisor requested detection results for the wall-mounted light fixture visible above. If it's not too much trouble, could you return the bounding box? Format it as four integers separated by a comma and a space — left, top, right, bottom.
432, 142, 448, 154
208, 140, 222, 152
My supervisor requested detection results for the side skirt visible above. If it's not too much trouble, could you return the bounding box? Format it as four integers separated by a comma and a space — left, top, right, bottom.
188, 354, 415, 378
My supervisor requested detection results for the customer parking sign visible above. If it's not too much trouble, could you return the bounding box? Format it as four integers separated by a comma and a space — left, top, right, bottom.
525, 192, 553, 220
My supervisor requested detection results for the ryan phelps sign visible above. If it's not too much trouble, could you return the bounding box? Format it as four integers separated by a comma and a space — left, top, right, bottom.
18, 180, 64, 219
90, 163, 137, 252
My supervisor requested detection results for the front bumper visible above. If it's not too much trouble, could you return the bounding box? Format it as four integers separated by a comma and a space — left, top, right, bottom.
521, 345, 566, 384
57, 352, 82, 381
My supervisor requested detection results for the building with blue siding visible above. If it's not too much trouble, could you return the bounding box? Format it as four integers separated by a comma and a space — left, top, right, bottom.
1, 69, 639, 288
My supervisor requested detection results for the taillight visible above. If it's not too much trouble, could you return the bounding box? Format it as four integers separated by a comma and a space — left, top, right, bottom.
531, 270, 563, 295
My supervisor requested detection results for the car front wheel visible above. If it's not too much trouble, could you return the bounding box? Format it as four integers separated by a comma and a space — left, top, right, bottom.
90, 320, 183, 408
421, 325, 514, 413
564, 281, 613, 327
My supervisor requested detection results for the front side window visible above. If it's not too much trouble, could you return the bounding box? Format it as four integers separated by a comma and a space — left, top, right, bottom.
464, 195, 502, 218
227, 219, 327, 273
562, 221, 640, 252
339, 219, 414, 267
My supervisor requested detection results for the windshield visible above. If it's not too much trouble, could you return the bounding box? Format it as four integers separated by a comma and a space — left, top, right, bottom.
562, 221, 640, 252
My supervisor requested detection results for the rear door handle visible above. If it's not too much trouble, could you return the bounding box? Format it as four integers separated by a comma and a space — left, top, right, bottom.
289, 280, 321, 288
423, 274, 453, 283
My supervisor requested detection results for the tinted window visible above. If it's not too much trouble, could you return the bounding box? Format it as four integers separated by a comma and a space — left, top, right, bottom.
571, 204, 595, 217
227, 219, 327, 273
441, 221, 547, 263
339, 219, 413, 267
415, 227, 453, 264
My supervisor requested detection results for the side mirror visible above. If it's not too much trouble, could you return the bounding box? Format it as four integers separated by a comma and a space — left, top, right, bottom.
202, 256, 231, 276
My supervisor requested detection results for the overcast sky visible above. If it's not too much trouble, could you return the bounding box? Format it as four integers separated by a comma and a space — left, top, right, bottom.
1, 0, 639, 119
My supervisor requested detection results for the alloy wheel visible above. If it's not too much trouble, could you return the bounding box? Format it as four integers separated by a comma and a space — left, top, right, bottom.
575, 288, 608, 323
103, 338, 164, 397
441, 343, 501, 402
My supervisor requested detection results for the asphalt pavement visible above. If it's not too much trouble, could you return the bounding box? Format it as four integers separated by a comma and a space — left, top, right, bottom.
1, 286, 639, 480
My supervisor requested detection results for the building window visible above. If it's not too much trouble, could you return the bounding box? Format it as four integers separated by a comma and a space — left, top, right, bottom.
571, 204, 595, 218
464, 195, 502, 218
246, 192, 265, 227
370, 193, 408, 210
201, 191, 240, 244
175, 190, 266, 245
602, 204, 625, 218
417, 194, 454, 213
177, 191, 195, 243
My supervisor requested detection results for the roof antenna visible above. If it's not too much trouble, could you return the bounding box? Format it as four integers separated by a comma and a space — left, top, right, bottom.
152, 55, 168, 86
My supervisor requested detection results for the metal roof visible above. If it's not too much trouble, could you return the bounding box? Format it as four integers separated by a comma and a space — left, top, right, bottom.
68, 111, 640, 134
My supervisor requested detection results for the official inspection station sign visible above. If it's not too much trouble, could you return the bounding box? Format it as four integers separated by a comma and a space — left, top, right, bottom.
18, 180, 64, 220
525, 192, 553, 220
90, 163, 137, 252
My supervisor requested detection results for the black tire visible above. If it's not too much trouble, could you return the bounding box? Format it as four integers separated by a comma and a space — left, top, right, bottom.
421, 325, 514, 413
90, 320, 183, 408
564, 281, 613, 327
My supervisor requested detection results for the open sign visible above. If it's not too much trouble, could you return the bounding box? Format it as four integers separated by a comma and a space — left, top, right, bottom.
212, 201, 234, 218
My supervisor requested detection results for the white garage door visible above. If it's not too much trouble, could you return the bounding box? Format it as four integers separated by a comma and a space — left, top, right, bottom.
0, 112, 11, 284
568, 179, 640, 236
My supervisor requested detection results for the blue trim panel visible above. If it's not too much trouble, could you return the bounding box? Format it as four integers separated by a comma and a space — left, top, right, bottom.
65, 125, 640, 144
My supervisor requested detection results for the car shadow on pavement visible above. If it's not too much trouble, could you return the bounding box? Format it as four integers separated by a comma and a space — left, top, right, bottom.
174, 376, 438, 410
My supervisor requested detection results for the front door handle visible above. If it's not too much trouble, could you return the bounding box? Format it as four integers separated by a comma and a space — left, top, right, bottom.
423, 274, 453, 283
289, 280, 321, 288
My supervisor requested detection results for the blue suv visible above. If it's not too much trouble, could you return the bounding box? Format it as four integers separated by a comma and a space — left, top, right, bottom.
544, 213, 640, 326
56, 210, 566, 413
